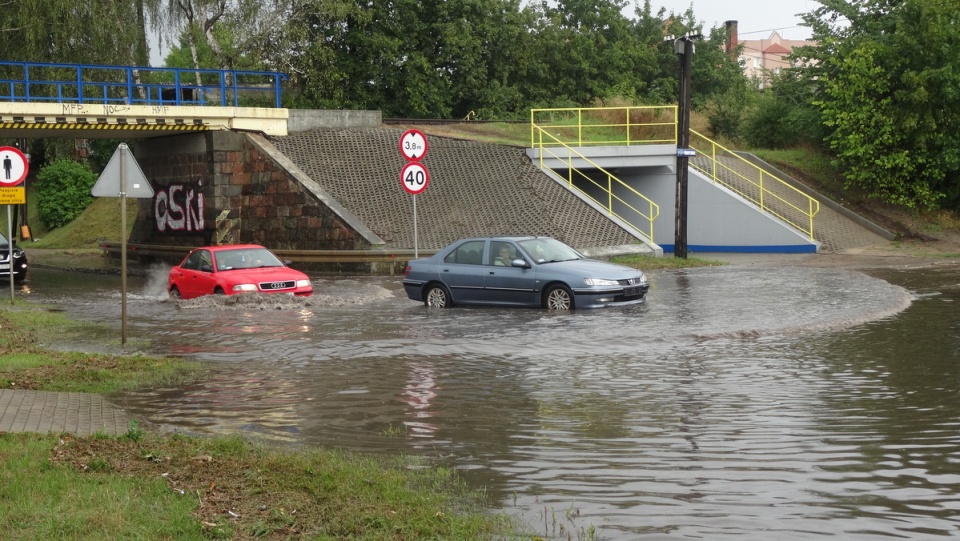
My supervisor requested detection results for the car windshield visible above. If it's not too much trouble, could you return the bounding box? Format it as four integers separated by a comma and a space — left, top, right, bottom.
215, 248, 284, 270
517, 238, 583, 264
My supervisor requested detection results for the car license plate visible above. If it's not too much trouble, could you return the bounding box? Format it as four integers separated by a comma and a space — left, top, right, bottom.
623, 286, 640, 297
0, 264, 9, 270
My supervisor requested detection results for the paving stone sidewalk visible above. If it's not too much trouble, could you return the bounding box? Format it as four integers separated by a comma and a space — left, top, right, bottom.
0, 389, 131, 436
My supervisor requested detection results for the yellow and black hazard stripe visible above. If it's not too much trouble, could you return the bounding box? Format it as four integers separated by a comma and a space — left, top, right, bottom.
0, 116, 210, 131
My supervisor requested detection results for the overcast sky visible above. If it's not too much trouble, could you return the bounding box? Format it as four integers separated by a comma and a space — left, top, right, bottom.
649, 0, 819, 40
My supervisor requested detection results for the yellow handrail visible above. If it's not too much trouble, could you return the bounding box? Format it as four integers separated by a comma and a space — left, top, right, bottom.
532, 125, 659, 241
529, 106, 819, 241
688, 130, 820, 240
531, 106, 678, 147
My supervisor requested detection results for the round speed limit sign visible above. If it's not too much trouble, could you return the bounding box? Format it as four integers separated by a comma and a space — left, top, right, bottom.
400, 162, 430, 195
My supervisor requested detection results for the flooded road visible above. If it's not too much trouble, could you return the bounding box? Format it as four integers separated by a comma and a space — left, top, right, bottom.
18, 261, 960, 540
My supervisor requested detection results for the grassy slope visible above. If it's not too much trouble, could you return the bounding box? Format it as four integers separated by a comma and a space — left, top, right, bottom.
26, 193, 137, 249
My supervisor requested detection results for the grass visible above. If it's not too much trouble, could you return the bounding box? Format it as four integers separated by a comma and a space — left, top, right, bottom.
394, 120, 532, 147
0, 302, 523, 540
0, 430, 512, 540
612, 253, 726, 270
26, 194, 138, 250
751, 147, 844, 198
0, 307, 203, 393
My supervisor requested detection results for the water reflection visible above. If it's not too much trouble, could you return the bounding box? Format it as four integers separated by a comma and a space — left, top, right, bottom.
402, 361, 439, 441
19, 263, 960, 539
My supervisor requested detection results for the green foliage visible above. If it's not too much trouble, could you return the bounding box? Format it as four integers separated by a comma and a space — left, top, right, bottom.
34, 160, 97, 230
0, 0, 151, 65
3, 0, 757, 124
802, 0, 960, 209
741, 69, 824, 149
274, 0, 749, 119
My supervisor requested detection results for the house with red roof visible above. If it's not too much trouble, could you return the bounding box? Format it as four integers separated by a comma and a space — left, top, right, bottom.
737, 31, 816, 88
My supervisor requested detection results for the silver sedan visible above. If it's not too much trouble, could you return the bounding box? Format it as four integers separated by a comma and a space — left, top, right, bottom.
402, 236, 649, 310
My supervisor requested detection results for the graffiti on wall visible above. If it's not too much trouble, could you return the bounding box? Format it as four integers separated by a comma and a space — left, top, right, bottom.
154, 181, 205, 233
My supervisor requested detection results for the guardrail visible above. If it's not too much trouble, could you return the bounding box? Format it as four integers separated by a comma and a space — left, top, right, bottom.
0, 61, 286, 108
531, 126, 659, 241
98, 242, 432, 265
530, 106, 677, 147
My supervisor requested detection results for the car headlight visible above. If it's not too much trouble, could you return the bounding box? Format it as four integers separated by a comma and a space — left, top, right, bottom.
296, 279, 311, 288
232, 283, 258, 292
584, 278, 619, 286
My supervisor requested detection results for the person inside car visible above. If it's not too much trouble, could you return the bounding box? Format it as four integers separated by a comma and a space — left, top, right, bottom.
494, 245, 515, 266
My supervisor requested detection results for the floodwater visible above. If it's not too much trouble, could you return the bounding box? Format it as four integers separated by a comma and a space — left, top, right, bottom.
16, 261, 960, 540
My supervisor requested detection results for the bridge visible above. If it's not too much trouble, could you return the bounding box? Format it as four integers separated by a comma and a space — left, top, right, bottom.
0, 61, 288, 138
0, 61, 892, 269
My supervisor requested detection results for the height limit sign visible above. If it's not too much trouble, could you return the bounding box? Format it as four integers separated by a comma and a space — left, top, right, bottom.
399, 129, 428, 161
399, 129, 429, 195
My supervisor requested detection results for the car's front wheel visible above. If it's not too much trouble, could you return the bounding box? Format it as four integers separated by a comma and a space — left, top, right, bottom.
169, 286, 181, 300
424, 284, 452, 308
544, 284, 574, 310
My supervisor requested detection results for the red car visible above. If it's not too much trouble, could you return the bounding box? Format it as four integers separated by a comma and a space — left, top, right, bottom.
168, 244, 313, 300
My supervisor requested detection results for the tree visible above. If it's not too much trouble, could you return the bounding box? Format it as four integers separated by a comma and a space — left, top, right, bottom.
154, 0, 286, 78
0, 0, 153, 66
741, 70, 824, 149
800, 0, 960, 209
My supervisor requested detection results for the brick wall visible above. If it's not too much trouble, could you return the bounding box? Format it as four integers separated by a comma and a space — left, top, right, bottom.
132, 131, 369, 253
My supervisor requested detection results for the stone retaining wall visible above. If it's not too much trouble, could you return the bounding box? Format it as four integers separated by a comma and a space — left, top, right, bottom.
131, 131, 371, 256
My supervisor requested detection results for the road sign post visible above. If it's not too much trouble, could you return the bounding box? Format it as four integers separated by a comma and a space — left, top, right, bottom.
91, 143, 155, 346
399, 131, 429, 258
0, 146, 28, 304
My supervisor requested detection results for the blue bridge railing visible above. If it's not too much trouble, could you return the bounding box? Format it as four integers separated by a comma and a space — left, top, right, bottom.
0, 61, 287, 108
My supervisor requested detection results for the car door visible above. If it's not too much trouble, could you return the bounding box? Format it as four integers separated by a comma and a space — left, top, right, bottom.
483, 241, 539, 306
175, 249, 216, 298
437, 240, 492, 304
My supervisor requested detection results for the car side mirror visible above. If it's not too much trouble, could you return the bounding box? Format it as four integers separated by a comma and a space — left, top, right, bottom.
511, 258, 530, 268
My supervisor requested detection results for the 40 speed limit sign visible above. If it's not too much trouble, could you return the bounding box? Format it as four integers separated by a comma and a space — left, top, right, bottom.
400, 161, 430, 195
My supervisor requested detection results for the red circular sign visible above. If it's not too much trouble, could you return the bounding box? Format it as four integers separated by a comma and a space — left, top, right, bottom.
399, 129, 428, 161
400, 162, 430, 195
0, 146, 28, 186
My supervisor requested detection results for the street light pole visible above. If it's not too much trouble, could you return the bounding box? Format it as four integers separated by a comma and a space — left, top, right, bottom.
674, 34, 699, 259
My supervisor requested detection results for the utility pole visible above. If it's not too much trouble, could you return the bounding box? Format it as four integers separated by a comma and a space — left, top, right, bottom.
674, 34, 699, 259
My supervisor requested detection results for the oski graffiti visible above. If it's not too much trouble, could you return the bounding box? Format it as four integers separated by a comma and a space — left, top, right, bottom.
155, 182, 204, 232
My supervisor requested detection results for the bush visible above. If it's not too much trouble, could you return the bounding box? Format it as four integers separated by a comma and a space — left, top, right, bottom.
35, 159, 97, 229
741, 92, 824, 150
